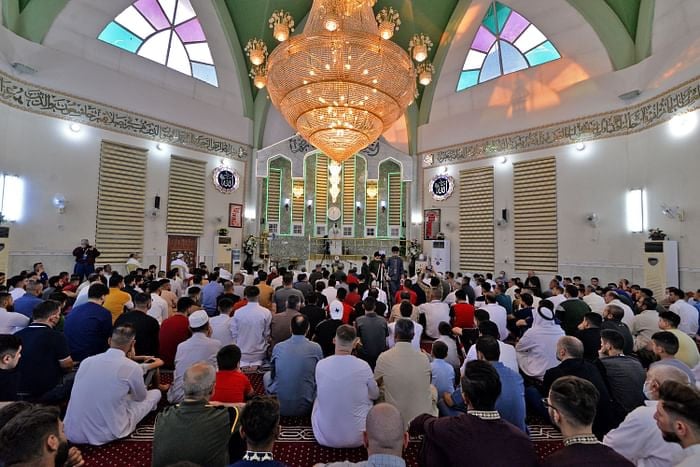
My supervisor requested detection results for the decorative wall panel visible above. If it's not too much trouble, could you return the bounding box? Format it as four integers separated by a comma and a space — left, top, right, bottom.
459, 166, 494, 272
167, 156, 206, 236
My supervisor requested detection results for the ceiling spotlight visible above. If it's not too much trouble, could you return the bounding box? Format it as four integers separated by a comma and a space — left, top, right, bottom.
575, 142, 585, 151
69, 123, 81, 133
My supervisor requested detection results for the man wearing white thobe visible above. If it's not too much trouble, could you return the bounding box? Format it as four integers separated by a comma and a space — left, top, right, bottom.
64, 325, 161, 445
668, 288, 699, 337
230, 287, 272, 367
482, 296, 509, 342
170, 254, 190, 279
419, 291, 451, 339
583, 286, 606, 315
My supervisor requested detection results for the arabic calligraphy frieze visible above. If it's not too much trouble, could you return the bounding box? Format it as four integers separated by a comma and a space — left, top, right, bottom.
423, 76, 700, 167
289, 135, 381, 157
0, 71, 250, 160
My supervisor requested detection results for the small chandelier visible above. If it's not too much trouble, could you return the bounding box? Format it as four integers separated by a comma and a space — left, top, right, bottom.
245, 38, 267, 66
250, 64, 267, 89
269, 10, 295, 42
292, 182, 304, 198
417, 61, 435, 86
376, 7, 400, 40
366, 183, 378, 199
409, 33, 433, 63
328, 161, 342, 202
266, 0, 417, 163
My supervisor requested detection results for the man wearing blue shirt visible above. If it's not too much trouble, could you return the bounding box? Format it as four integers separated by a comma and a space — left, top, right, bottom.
431, 341, 456, 417
12, 280, 44, 319
64, 283, 113, 362
200, 271, 224, 316
264, 315, 323, 416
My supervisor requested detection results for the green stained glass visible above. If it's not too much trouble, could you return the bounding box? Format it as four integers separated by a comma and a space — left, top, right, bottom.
98, 22, 143, 53
482, 3, 498, 34
495, 2, 512, 33
525, 40, 560, 66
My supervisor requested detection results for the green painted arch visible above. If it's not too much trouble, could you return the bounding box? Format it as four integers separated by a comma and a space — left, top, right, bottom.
566, 0, 639, 70
2, 0, 69, 44
417, 0, 473, 127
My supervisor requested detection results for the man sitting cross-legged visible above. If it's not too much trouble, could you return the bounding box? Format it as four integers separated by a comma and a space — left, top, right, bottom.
152, 362, 245, 467
64, 324, 161, 445
410, 360, 538, 467
229, 396, 288, 467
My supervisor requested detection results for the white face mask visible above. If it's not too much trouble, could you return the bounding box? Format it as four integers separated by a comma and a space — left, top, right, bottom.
643, 380, 654, 400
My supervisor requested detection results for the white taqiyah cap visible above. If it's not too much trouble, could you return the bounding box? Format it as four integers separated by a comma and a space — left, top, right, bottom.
188, 309, 209, 328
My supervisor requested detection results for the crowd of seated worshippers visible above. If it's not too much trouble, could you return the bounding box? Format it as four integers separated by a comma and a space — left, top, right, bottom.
1, 260, 700, 466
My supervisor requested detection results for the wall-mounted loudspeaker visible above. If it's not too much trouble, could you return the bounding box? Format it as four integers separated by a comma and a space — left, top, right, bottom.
154, 195, 161, 210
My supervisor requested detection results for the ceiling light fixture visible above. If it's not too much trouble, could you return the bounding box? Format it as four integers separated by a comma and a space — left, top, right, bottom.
269, 10, 295, 42
409, 33, 433, 63
575, 142, 585, 151
69, 123, 81, 133
263, 0, 418, 163
376, 7, 400, 40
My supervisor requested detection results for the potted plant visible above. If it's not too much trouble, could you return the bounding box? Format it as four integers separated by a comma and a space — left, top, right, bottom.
648, 228, 667, 241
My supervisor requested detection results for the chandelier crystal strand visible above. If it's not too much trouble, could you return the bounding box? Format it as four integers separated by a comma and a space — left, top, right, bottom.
266, 0, 417, 163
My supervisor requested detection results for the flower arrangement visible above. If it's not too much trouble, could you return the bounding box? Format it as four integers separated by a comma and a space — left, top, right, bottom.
243, 235, 258, 255
408, 239, 422, 259
648, 228, 667, 241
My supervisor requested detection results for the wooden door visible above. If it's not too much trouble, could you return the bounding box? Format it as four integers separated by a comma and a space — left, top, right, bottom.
167, 236, 198, 271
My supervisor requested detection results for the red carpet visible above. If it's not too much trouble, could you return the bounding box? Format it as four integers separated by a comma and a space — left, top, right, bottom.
79, 370, 564, 466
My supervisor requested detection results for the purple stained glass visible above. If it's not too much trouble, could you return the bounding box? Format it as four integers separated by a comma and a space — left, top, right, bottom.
175, 18, 206, 43
500, 11, 529, 43
134, 0, 171, 30
471, 26, 497, 53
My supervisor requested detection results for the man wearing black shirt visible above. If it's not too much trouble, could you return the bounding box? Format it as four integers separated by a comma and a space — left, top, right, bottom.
15, 301, 74, 402
114, 293, 161, 357
0, 334, 22, 401
576, 312, 603, 361
602, 305, 634, 355
300, 293, 326, 340
313, 302, 344, 357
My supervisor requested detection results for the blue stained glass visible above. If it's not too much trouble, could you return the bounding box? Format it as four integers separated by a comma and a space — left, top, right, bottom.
98, 22, 142, 53
457, 70, 480, 91
457, 2, 560, 92
192, 62, 219, 87
479, 42, 502, 83
500, 40, 528, 74
525, 40, 561, 66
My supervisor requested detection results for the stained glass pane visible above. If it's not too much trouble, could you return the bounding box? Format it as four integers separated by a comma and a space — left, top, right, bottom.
186, 43, 214, 65
98, 22, 143, 53
457, 70, 479, 91
482, 3, 498, 34
192, 63, 219, 87
173, 0, 196, 25
457, 2, 559, 92
525, 40, 561, 66
479, 42, 501, 83
471, 26, 497, 53
158, 0, 177, 24
138, 29, 171, 65
115, 6, 155, 39
495, 2, 511, 33
500, 11, 528, 42
175, 18, 206, 43
463, 49, 487, 70
514, 24, 546, 53
167, 33, 192, 75
134, 0, 170, 30
98, 0, 219, 87
500, 40, 528, 74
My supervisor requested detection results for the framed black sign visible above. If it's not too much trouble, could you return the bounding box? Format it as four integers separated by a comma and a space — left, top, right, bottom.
212, 165, 240, 194
429, 174, 454, 201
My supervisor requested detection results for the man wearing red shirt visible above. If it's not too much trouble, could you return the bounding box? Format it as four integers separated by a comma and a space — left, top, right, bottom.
346, 283, 362, 308
334, 288, 355, 325
159, 297, 197, 368
211, 344, 254, 403
451, 289, 475, 329
394, 279, 418, 306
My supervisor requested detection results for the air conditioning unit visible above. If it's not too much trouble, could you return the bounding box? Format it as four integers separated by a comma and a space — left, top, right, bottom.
643, 241, 678, 298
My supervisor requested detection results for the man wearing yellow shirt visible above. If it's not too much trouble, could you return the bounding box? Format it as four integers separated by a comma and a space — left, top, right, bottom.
256, 271, 275, 311
659, 311, 700, 368
104, 274, 134, 323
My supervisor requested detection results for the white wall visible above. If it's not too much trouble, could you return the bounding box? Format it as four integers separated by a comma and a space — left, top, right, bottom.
0, 103, 246, 276
423, 109, 700, 289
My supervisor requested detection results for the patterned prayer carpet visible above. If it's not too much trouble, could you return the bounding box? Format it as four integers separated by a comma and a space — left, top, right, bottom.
78, 369, 563, 466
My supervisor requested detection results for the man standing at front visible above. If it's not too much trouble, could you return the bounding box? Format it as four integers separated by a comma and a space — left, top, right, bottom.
72, 238, 100, 281
312, 325, 379, 448
386, 246, 404, 300
64, 325, 161, 445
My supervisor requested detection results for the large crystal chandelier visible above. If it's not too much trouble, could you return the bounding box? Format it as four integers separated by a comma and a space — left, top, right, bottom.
264, 0, 418, 163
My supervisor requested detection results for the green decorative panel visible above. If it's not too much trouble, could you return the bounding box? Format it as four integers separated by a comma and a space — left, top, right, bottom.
355, 156, 367, 237
377, 159, 401, 238
304, 154, 317, 235
269, 157, 292, 235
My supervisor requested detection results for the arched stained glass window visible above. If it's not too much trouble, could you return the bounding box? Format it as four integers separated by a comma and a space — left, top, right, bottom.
457, 1, 560, 91
98, 0, 218, 87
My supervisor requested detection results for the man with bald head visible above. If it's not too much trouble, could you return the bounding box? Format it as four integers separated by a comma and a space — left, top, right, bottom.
604, 365, 688, 466
153, 362, 244, 467
316, 403, 408, 466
